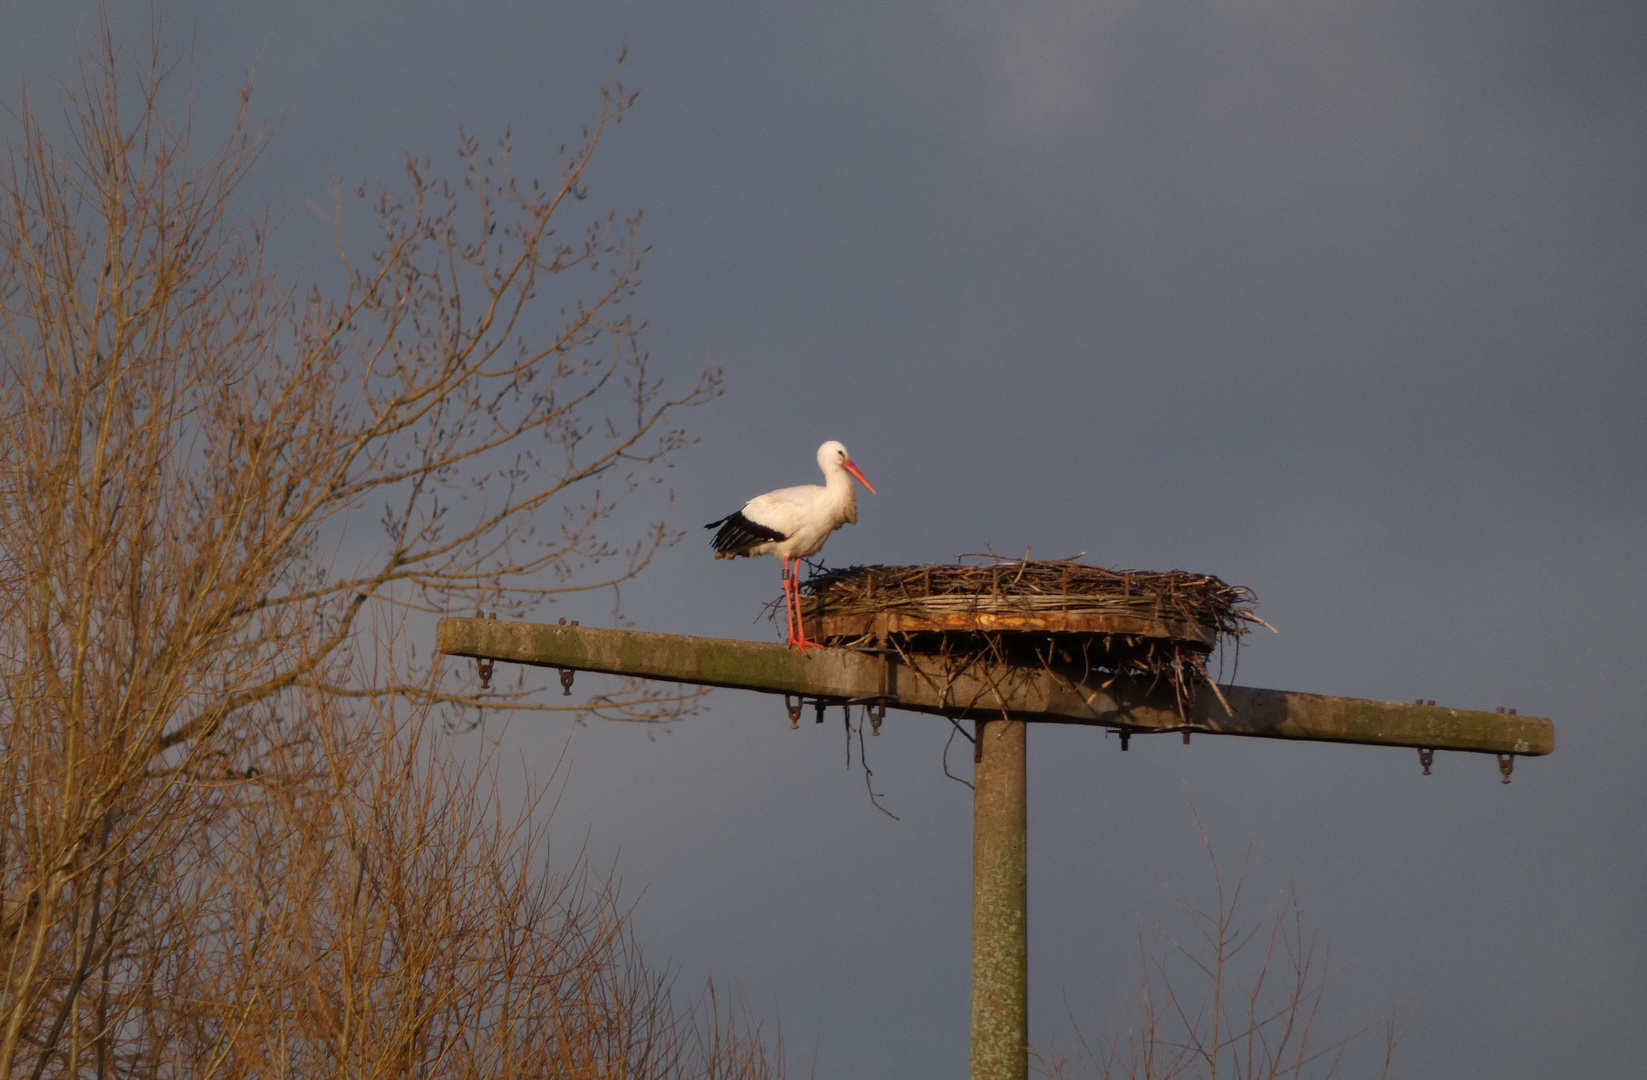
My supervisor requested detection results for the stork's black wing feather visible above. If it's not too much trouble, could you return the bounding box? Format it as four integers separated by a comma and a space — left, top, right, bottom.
705, 512, 788, 556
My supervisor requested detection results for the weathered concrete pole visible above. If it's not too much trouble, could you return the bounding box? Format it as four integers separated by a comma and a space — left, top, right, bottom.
972, 717, 1028, 1080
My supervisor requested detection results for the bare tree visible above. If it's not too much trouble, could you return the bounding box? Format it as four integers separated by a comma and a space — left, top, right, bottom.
0, 20, 735, 1079
201, 663, 784, 1080
1035, 829, 1400, 1080
2, 618, 784, 1079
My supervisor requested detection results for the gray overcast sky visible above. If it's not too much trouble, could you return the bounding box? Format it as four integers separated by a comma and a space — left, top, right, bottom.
7, 2, 1644, 1076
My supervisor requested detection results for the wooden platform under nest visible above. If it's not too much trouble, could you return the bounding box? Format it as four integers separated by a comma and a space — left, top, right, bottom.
797, 557, 1265, 713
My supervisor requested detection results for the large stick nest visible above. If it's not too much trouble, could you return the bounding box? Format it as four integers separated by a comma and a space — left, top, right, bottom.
796, 556, 1268, 717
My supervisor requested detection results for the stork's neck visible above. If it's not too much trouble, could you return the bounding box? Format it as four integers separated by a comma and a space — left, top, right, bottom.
821, 458, 858, 522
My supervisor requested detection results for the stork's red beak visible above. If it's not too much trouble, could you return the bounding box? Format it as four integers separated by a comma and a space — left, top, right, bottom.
842, 459, 876, 494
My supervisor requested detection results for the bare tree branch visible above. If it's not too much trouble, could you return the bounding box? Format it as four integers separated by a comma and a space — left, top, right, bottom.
1034, 827, 1402, 1080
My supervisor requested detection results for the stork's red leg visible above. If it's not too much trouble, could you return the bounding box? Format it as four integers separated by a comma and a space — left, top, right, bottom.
784, 559, 796, 644
790, 569, 810, 655
781, 558, 792, 644
783, 556, 810, 648
792, 562, 821, 652
789, 569, 804, 648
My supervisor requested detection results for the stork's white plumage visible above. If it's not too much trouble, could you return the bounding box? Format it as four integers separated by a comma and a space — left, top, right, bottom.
706, 440, 876, 651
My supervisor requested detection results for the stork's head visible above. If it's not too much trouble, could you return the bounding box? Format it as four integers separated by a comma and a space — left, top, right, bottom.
818, 440, 876, 493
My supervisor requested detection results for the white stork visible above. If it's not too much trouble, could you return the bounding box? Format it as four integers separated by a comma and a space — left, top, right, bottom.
706, 440, 876, 651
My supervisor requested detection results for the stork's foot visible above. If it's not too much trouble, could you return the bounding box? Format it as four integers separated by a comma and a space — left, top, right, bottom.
785, 629, 822, 654
784, 622, 815, 654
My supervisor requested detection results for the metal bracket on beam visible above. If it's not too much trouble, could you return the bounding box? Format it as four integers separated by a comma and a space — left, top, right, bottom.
474, 610, 498, 688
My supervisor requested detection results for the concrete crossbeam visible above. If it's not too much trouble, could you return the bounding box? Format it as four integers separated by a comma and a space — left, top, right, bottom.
435, 618, 1553, 756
